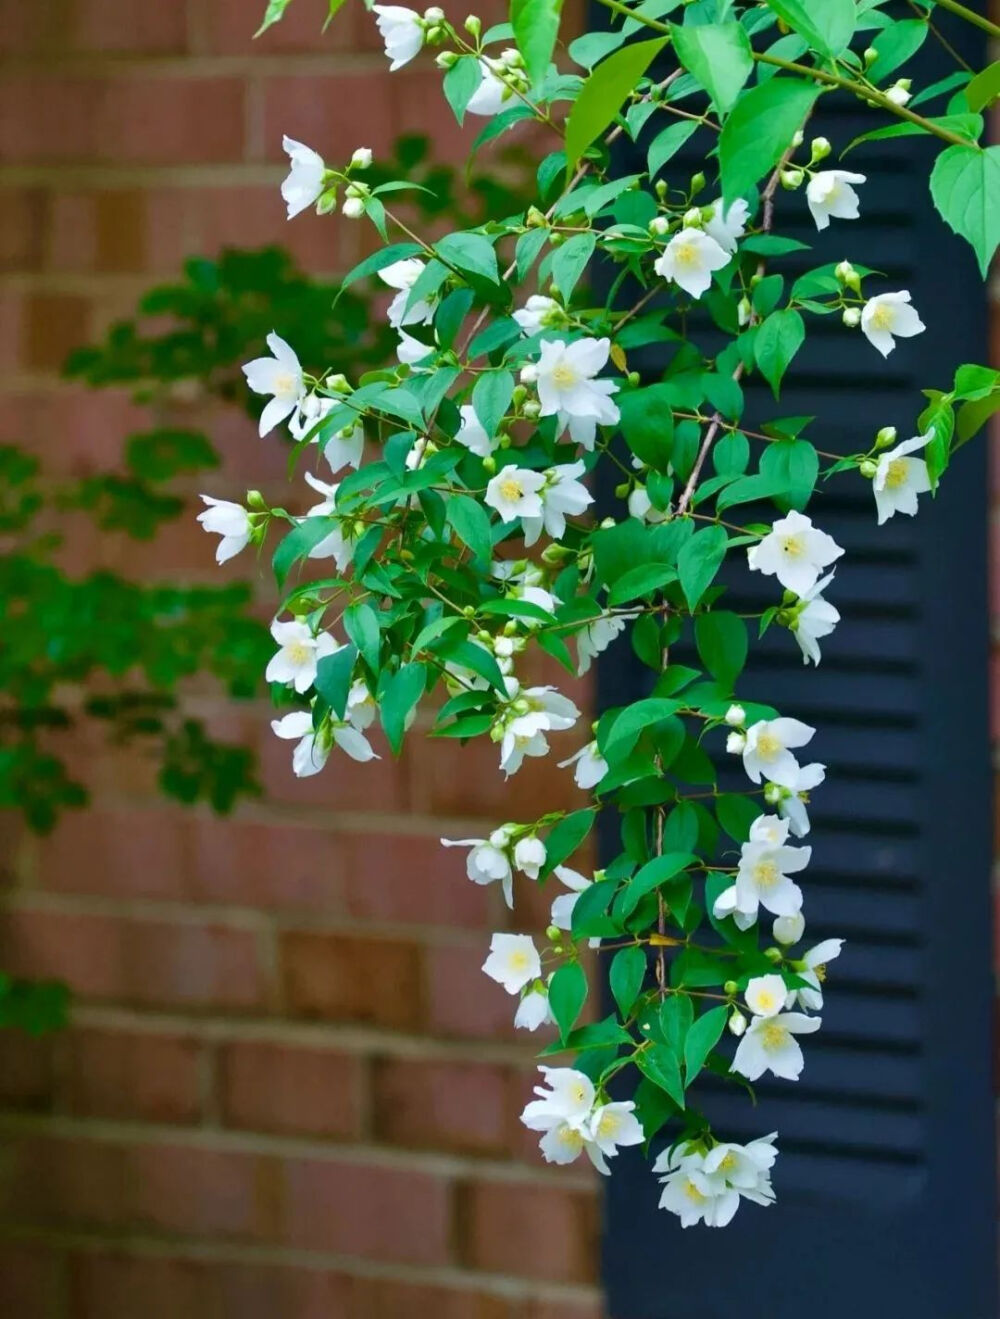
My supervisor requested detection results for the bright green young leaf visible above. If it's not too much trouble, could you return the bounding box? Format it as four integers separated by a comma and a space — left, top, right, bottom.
618, 382, 675, 471
607, 562, 677, 606
715, 792, 761, 844
754, 308, 805, 397
764, 0, 856, 57
511, 0, 564, 88
344, 602, 381, 672
719, 78, 820, 205
619, 851, 696, 919
966, 61, 1000, 113
315, 644, 358, 720
256, 0, 294, 36
694, 611, 747, 691
444, 55, 484, 124
636, 1042, 685, 1108
867, 18, 927, 80
610, 945, 647, 1017
602, 698, 682, 761
565, 38, 669, 170
929, 144, 1000, 278
647, 120, 699, 179
759, 436, 818, 509
435, 231, 501, 284
542, 808, 595, 877
272, 517, 342, 588
448, 494, 494, 563
380, 663, 427, 755
669, 22, 752, 116
683, 1004, 729, 1084
549, 962, 588, 1042
549, 231, 598, 299
677, 525, 728, 610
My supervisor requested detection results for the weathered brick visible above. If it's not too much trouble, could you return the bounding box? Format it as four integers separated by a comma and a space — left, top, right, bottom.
456, 1179, 600, 1285
371, 1055, 515, 1156
219, 1039, 363, 1139
259, 74, 397, 165
0, 1029, 54, 1111
280, 931, 423, 1028
424, 940, 520, 1041
24, 293, 92, 372
0, 187, 46, 273
0, 1243, 64, 1319
65, 1027, 204, 1124
200, 0, 358, 56
70, 0, 188, 53
0, 907, 265, 1011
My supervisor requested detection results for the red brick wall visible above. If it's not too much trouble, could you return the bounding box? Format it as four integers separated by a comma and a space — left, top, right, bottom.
0, 4, 602, 1316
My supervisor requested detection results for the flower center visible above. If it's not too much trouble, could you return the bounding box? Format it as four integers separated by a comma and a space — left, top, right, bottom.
570, 1082, 589, 1105
597, 1111, 620, 1139
814, 964, 827, 982
274, 371, 298, 398
755, 731, 781, 760
508, 950, 531, 971
780, 534, 805, 558
499, 478, 523, 501
718, 1151, 738, 1174
761, 1023, 788, 1051
551, 363, 578, 389
558, 1126, 584, 1152
285, 640, 312, 666
870, 304, 894, 331
683, 1179, 707, 1204
752, 860, 778, 890
884, 457, 908, 489
753, 988, 779, 1014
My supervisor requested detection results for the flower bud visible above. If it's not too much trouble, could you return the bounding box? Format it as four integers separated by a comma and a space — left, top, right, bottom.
726, 731, 746, 755
780, 168, 804, 190
525, 205, 547, 228
246, 489, 267, 511
863, 46, 878, 66
763, 782, 783, 806
764, 946, 783, 963
541, 542, 570, 566
548, 232, 564, 247
350, 146, 373, 168
498, 432, 512, 447
690, 170, 706, 195
791, 129, 804, 148
773, 912, 805, 946
728, 1008, 747, 1037
809, 136, 831, 162
342, 196, 365, 219
436, 49, 458, 68
886, 81, 911, 107
655, 180, 668, 199
842, 306, 861, 328
737, 296, 751, 327
426, 23, 445, 41
859, 459, 878, 479
614, 481, 630, 500
521, 400, 540, 419
723, 980, 739, 997
316, 190, 338, 216
423, 5, 445, 20
682, 206, 703, 228
546, 925, 562, 942
649, 215, 670, 236
599, 516, 617, 530
724, 703, 745, 727
519, 364, 539, 385
511, 384, 528, 408
627, 371, 641, 387
482, 455, 497, 474
875, 425, 897, 448
463, 13, 481, 34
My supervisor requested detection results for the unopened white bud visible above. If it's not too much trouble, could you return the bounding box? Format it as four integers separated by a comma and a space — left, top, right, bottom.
810, 136, 831, 162
835, 259, 855, 283
463, 13, 481, 34
724, 703, 745, 728
875, 426, 897, 448
519, 364, 538, 385
763, 782, 783, 806
886, 81, 911, 107
682, 207, 703, 228
522, 399, 540, 419
791, 129, 804, 148
773, 912, 805, 946
780, 168, 804, 190
728, 1008, 748, 1037
726, 731, 746, 755
424, 5, 445, 20
342, 196, 365, 219
350, 147, 373, 169
859, 458, 878, 479
649, 215, 670, 236
436, 50, 458, 68
737, 296, 751, 327
842, 306, 861, 328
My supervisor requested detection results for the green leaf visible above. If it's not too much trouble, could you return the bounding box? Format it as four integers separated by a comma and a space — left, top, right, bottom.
844, 113, 982, 155
683, 1004, 729, 1084
759, 436, 817, 509
340, 242, 423, 291
549, 231, 597, 298
511, 0, 564, 88
549, 962, 588, 1043
380, 662, 427, 755
719, 78, 820, 205
610, 945, 647, 1017
314, 644, 358, 719
966, 61, 1000, 114
867, 18, 926, 80
444, 55, 484, 124
659, 993, 693, 1057
448, 494, 494, 563
636, 1042, 685, 1108
442, 639, 507, 692
570, 878, 620, 938
256, 0, 293, 36
472, 368, 516, 437
957, 392, 1000, 445
647, 120, 699, 178
602, 698, 681, 761
344, 602, 381, 672
669, 22, 752, 116
929, 144, 1000, 279
435, 231, 501, 284
618, 383, 675, 471
619, 851, 696, 919
324, 0, 346, 29
715, 792, 760, 843
272, 517, 340, 589
677, 525, 728, 610
754, 308, 805, 397
607, 561, 677, 606
565, 38, 669, 170
694, 611, 747, 691
543, 808, 595, 876
764, 0, 855, 57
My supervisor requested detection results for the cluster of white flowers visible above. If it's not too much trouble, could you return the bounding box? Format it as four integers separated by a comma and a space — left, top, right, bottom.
521, 1067, 644, 1173
656, 1133, 777, 1227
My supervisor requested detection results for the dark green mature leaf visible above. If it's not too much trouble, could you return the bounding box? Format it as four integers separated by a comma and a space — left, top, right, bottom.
272, 517, 339, 588
549, 962, 588, 1042
694, 611, 747, 691
448, 494, 494, 563
715, 792, 760, 843
677, 525, 728, 610
602, 698, 681, 761
719, 78, 820, 205
344, 602, 381, 672
472, 368, 516, 437
610, 945, 647, 1017
619, 851, 696, 919
647, 120, 699, 178
930, 145, 1000, 278
543, 808, 595, 876
444, 55, 484, 124
512, 0, 564, 88
565, 38, 669, 169
754, 308, 805, 397
683, 1004, 729, 1084
759, 436, 817, 509
315, 644, 357, 719
619, 383, 675, 471
636, 1042, 685, 1108
764, 0, 855, 56
436, 231, 501, 284
866, 18, 926, 80
380, 662, 427, 754
660, 992, 693, 1058
670, 22, 752, 115
549, 231, 597, 298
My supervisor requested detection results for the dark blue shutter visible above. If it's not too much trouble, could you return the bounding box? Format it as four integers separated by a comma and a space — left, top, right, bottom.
599, 18, 996, 1318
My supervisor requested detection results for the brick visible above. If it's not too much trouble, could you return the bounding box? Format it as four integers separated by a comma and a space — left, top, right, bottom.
424, 941, 521, 1041
24, 293, 91, 372
347, 1276, 511, 1319
0, 908, 265, 1011
0, 1243, 63, 1319
0, 76, 244, 166
0, 187, 46, 273
259, 74, 397, 165
280, 931, 423, 1028
219, 1039, 363, 1139
193, 184, 347, 276
65, 1027, 203, 1124
201, 0, 358, 55
70, 0, 188, 53
456, 1179, 599, 1285
0, 1029, 54, 1111
371, 1055, 515, 1156
337, 831, 493, 928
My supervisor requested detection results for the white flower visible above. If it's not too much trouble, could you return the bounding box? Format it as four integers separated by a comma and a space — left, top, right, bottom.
549, 864, 592, 930
242, 332, 306, 437
521, 461, 593, 547
788, 938, 843, 1012
520, 1066, 595, 1128
513, 294, 564, 335
873, 431, 932, 524
324, 422, 365, 472
497, 679, 580, 776
588, 1101, 644, 1160
886, 82, 911, 107
747, 510, 843, 597
373, 5, 424, 70
271, 710, 329, 777
793, 572, 840, 666
514, 988, 554, 1031
627, 485, 668, 523
346, 679, 376, 731
441, 828, 515, 907
654, 226, 730, 299
745, 973, 788, 1019
513, 835, 546, 880
454, 403, 497, 457
731, 1011, 821, 1082
288, 392, 332, 442
379, 257, 436, 328
535, 338, 620, 430
655, 1146, 741, 1228
773, 911, 806, 946
703, 197, 750, 255
467, 55, 515, 116
713, 813, 809, 929
805, 169, 866, 231
861, 290, 925, 357
265, 618, 340, 694
558, 740, 609, 790
485, 465, 546, 523
351, 146, 373, 168
701, 1133, 778, 1205
396, 330, 434, 367
302, 472, 354, 570
742, 719, 815, 790
482, 933, 541, 994
522, 1068, 610, 1171
725, 730, 746, 755
281, 136, 326, 220
197, 496, 251, 564
768, 761, 826, 837
576, 613, 628, 676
